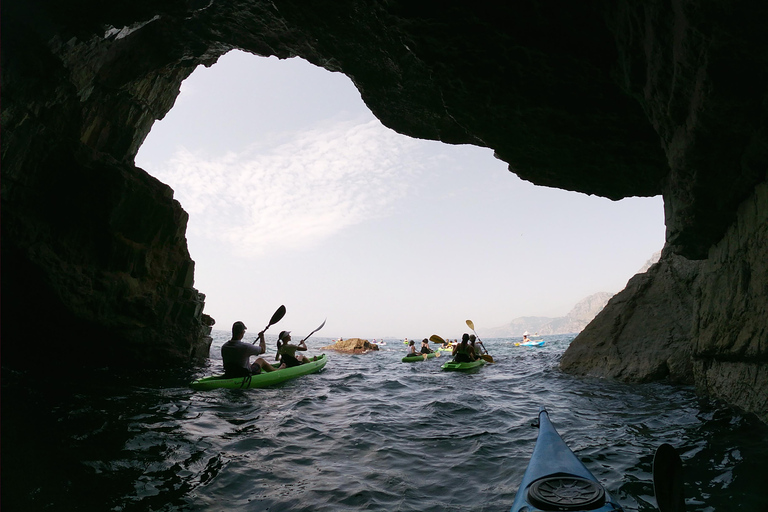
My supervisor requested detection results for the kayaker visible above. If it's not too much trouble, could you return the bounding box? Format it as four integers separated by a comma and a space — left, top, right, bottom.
275, 330, 313, 367
406, 339, 418, 355
420, 339, 433, 355
522, 334, 531, 343
221, 321, 277, 378
452, 333, 476, 362
469, 334, 488, 359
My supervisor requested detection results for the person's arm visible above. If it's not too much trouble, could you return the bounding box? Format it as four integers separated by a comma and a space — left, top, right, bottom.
297, 339, 308, 352
257, 330, 266, 355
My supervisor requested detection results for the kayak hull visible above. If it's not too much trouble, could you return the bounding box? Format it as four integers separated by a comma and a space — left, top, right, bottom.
510, 408, 624, 512
515, 340, 545, 347
441, 359, 485, 371
402, 352, 437, 362
190, 354, 328, 390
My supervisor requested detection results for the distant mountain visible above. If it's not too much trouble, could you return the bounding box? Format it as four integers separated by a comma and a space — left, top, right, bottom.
480, 251, 662, 338
479, 292, 614, 337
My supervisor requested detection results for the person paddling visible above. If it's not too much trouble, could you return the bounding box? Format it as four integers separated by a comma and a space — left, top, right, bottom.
221, 321, 277, 378
469, 334, 485, 357
452, 333, 476, 363
420, 338, 434, 355
275, 330, 313, 367
406, 339, 418, 356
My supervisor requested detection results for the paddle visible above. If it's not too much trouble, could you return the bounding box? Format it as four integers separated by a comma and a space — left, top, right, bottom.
300, 318, 327, 343
429, 335, 450, 358
653, 443, 685, 512
252, 305, 287, 344
430, 334, 447, 344
466, 319, 494, 363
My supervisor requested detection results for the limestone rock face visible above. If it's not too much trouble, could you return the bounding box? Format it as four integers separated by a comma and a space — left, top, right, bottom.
2, 0, 766, 417
322, 338, 379, 354
560, 254, 700, 384
692, 180, 768, 420
561, 182, 768, 423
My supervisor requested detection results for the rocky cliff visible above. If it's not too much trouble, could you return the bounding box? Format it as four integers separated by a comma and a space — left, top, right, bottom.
562, 184, 767, 421
2, 1, 766, 419
482, 292, 614, 337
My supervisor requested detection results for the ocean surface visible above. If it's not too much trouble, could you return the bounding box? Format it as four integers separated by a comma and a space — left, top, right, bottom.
4, 332, 768, 512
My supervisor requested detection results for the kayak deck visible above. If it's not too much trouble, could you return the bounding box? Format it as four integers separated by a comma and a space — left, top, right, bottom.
441, 358, 485, 371
190, 354, 328, 390
402, 352, 438, 362
510, 407, 624, 512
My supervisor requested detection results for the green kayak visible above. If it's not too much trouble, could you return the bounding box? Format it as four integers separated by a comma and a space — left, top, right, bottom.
190, 354, 328, 390
441, 358, 485, 371
402, 352, 438, 362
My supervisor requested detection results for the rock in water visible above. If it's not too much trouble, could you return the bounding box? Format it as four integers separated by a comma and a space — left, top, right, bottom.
322, 338, 379, 354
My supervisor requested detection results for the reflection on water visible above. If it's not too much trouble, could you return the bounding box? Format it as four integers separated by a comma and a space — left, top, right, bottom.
4, 333, 768, 511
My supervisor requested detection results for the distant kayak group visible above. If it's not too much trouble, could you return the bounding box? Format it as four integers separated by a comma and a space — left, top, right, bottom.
399, 320, 547, 371
191, 306, 547, 389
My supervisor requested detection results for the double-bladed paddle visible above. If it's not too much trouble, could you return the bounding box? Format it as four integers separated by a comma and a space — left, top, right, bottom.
653, 443, 685, 512
252, 305, 287, 344
465, 319, 494, 363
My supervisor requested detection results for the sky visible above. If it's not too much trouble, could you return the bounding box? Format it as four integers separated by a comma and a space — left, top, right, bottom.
135, 50, 665, 339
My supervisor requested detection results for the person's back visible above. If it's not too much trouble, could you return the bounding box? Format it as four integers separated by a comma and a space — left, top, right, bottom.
453, 334, 474, 362
221, 321, 272, 377
469, 334, 482, 355
222, 340, 260, 377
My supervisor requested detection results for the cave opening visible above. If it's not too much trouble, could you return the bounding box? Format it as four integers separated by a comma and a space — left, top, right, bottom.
135, 50, 665, 339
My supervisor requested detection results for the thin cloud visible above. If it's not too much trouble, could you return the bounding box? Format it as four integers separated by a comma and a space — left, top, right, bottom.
150, 119, 423, 257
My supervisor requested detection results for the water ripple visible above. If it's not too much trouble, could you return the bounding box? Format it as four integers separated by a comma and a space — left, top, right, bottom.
4, 334, 768, 511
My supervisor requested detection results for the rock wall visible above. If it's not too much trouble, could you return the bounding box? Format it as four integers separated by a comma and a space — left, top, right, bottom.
693, 179, 768, 420
2, 1, 766, 417
562, 180, 767, 423
1, 142, 214, 367
560, 253, 700, 384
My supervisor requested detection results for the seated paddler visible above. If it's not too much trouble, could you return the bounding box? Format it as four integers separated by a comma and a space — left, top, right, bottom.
221, 321, 277, 378
275, 330, 313, 367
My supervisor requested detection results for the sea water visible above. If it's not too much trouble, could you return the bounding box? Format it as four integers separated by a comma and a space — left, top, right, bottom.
3, 332, 768, 511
